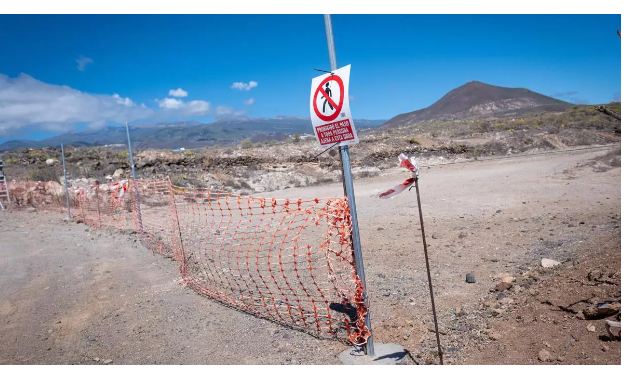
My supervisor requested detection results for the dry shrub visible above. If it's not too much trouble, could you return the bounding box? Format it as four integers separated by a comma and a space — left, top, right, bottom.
28, 167, 58, 182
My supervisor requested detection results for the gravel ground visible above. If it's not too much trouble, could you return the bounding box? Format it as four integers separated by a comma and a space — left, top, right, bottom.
0, 144, 620, 364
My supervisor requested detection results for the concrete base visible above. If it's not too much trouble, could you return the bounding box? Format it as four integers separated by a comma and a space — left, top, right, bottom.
338, 343, 408, 365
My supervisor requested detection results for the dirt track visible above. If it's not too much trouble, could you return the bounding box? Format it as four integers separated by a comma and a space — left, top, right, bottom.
0, 145, 620, 364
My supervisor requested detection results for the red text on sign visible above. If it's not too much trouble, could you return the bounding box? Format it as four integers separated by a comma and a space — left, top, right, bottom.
314, 119, 356, 145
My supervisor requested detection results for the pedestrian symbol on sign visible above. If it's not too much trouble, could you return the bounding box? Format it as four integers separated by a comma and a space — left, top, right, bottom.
322, 82, 334, 113
313, 74, 345, 122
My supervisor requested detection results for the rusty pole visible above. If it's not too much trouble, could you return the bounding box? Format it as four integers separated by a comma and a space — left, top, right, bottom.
413, 176, 444, 364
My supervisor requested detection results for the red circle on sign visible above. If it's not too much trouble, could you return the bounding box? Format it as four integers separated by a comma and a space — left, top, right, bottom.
313, 74, 344, 121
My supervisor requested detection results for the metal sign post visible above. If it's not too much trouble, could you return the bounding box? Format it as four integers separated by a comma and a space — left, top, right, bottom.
60, 143, 71, 219
323, 14, 375, 357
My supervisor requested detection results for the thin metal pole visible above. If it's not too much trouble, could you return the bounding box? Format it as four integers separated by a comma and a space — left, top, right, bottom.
60, 144, 71, 219
324, 14, 375, 357
3, 164, 10, 208
167, 177, 186, 273
124, 121, 137, 180
323, 15, 337, 71
95, 181, 101, 228
340, 145, 374, 354
124, 121, 143, 234
413, 177, 444, 365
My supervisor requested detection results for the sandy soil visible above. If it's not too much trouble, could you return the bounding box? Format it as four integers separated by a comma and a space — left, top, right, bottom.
0, 144, 620, 364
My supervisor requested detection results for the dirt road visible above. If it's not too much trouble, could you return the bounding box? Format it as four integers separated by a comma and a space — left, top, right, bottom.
0, 145, 620, 364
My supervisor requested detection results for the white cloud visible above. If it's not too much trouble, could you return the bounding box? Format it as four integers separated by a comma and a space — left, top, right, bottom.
231, 81, 258, 91
76, 55, 94, 72
157, 97, 210, 116
244, 98, 255, 106
215, 105, 246, 120
186, 100, 211, 115
0, 73, 151, 135
168, 88, 188, 98
0, 74, 243, 137
158, 97, 184, 110
112, 93, 135, 107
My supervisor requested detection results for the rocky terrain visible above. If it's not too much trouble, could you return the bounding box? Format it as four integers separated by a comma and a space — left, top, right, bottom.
0, 102, 620, 196
0, 145, 620, 364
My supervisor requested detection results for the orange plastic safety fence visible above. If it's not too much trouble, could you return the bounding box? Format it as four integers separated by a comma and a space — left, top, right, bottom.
170, 187, 370, 343
73, 181, 133, 230
6, 178, 371, 345
129, 178, 177, 257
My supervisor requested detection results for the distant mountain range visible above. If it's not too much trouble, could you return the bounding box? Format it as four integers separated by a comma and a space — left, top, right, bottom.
382, 81, 572, 128
0, 81, 580, 151
0, 118, 384, 151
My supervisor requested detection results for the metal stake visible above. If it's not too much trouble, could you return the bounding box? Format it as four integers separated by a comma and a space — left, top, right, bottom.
413, 176, 444, 365
124, 121, 143, 233
167, 176, 187, 273
60, 143, 71, 219
124, 121, 137, 180
95, 181, 101, 228
324, 13, 375, 357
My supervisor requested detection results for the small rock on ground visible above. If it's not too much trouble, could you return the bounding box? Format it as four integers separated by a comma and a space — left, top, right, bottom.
541, 258, 561, 268
498, 273, 515, 284
538, 349, 553, 362
494, 282, 512, 292
465, 273, 476, 283
487, 330, 502, 341
583, 302, 620, 319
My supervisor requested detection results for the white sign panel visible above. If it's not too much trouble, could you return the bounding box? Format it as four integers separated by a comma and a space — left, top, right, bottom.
309, 64, 358, 147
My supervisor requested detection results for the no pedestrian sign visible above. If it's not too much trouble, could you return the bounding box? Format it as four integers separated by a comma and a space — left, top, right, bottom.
309, 65, 358, 147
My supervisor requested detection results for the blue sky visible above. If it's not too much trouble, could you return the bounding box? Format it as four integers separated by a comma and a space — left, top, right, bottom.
0, 14, 621, 141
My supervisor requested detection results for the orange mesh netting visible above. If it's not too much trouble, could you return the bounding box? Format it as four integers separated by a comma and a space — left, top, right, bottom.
130, 179, 177, 257
73, 180, 133, 230
6, 178, 371, 344
171, 186, 370, 343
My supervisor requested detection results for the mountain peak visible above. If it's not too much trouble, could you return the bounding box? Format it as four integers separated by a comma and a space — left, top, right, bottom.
462, 80, 486, 86
383, 81, 571, 127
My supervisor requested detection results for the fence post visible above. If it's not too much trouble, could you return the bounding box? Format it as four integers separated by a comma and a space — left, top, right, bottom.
60, 144, 71, 219
95, 181, 102, 228
79, 191, 86, 222
124, 121, 144, 235
167, 177, 187, 276
125, 121, 137, 179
